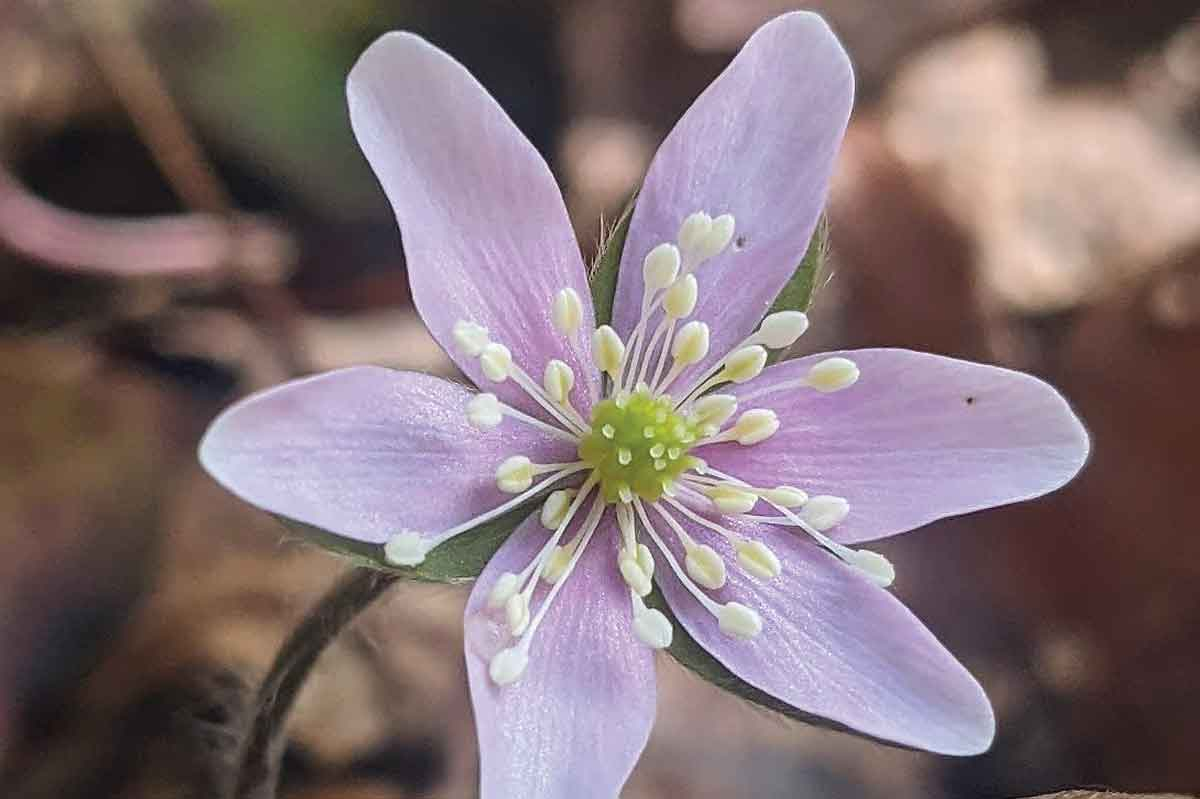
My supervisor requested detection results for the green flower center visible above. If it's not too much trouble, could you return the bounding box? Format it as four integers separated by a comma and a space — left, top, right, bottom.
578, 390, 701, 503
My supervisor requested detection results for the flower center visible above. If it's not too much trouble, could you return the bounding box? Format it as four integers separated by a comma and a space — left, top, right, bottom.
578, 391, 702, 503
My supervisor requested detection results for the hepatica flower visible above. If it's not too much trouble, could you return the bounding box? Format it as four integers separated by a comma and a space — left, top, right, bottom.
200, 12, 1089, 798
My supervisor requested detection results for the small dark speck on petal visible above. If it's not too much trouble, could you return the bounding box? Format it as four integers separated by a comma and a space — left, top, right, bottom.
965, 396, 976, 405
733, 236, 747, 251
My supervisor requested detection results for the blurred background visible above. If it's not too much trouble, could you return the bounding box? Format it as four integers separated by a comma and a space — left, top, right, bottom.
1, 1, 1199, 797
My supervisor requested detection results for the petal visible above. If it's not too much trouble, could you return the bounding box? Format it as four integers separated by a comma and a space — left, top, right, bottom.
465, 513, 654, 799
348, 33, 599, 414
199, 367, 573, 545
699, 349, 1090, 544
655, 510, 994, 754
612, 12, 852, 384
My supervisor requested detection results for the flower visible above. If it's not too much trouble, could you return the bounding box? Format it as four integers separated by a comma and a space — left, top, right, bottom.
199, 12, 1090, 799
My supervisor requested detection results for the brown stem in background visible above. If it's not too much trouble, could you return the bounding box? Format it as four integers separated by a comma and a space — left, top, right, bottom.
48, 0, 308, 375
232, 567, 399, 799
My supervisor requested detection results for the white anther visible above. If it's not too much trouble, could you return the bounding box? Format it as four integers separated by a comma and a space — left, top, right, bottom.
643, 243, 681, 290
480, 342, 513, 382
487, 572, 521, 610
730, 408, 779, 445
718, 602, 763, 639
671, 321, 710, 366
452, 320, 490, 356
757, 311, 810, 349
685, 543, 727, 589
761, 485, 808, 507
663, 274, 699, 318
466, 393, 503, 429
677, 212, 713, 255
801, 495, 850, 531
552, 288, 583, 336
806, 357, 860, 393
699, 213, 735, 259
847, 549, 896, 587
542, 359, 576, 404
704, 484, 759, 515
691, 394, 737, 434
505, 593, 530, 636
736, 540, 782, 580
495, 455, 534, 493
619, 549, 653, 597
633, 606, 674, 650
722, 345, 768, 383
593, 325, 626, 379
489, 646, 529, 685
540, 489, 578, 530
383, 530, 427, 567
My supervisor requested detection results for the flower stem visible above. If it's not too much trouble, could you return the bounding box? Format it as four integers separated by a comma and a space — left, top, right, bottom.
232, 566, 399, 799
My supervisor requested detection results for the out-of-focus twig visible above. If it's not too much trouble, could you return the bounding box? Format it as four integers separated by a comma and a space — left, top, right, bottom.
65, 0, 231, 214
0, 165, 289, 277
43, 0, 309, 376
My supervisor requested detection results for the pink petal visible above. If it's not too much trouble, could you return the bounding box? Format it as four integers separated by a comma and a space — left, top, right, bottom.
465, 513, 654, 798
199, 367, 572, 545
655, 510, 995, 754
612, 12, 852, 385
347, 34, 599, 415
699, 349, 1090, 544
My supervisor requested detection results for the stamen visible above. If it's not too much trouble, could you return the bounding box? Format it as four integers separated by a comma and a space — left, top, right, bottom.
806, 357, 860, 393
699, 483, 759, 514
495, 456, 535, 493
633, 499, 761, 639
663, 274, 698, 319
427, 462, 588, 551
800, 495, 850, 531
651, 504, 726, 589
479, 342, 513, 382
735, 539, 782, 579
656, 320, 710, 393
755, 499, 895, 588
631, 593, 673, 649
677, 212, 713, 256
675, 344, 768, 410
488, 493, 607, 684
466, 393, 503, 429
689, 394, 738, 435
452, 320, 490, 356
753, 310, 810, 349
695, 408, 779, 446
383, 529, 427, 567
717, 602, 762, 639
697, 213, 736, 260
593, 325, 626, 381
760, 486, 808, 507
542, 359, 576, 405
465, 393, 580, 443
552, 288, 583, 337
540, 489, 578, 529
487, 572, 521, 609
643, 243, 682, 290
488, 646, 529, 686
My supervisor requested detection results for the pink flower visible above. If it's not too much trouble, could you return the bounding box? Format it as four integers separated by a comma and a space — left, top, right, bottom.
200, 13, 1089, 798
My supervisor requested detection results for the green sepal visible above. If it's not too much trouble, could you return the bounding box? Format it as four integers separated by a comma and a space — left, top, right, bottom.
276, 495, 539, 583
588, 194, 637, 328
764, 216, 829, 365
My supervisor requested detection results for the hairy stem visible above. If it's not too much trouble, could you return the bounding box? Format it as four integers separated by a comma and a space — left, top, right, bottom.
232, 567, 399, 799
